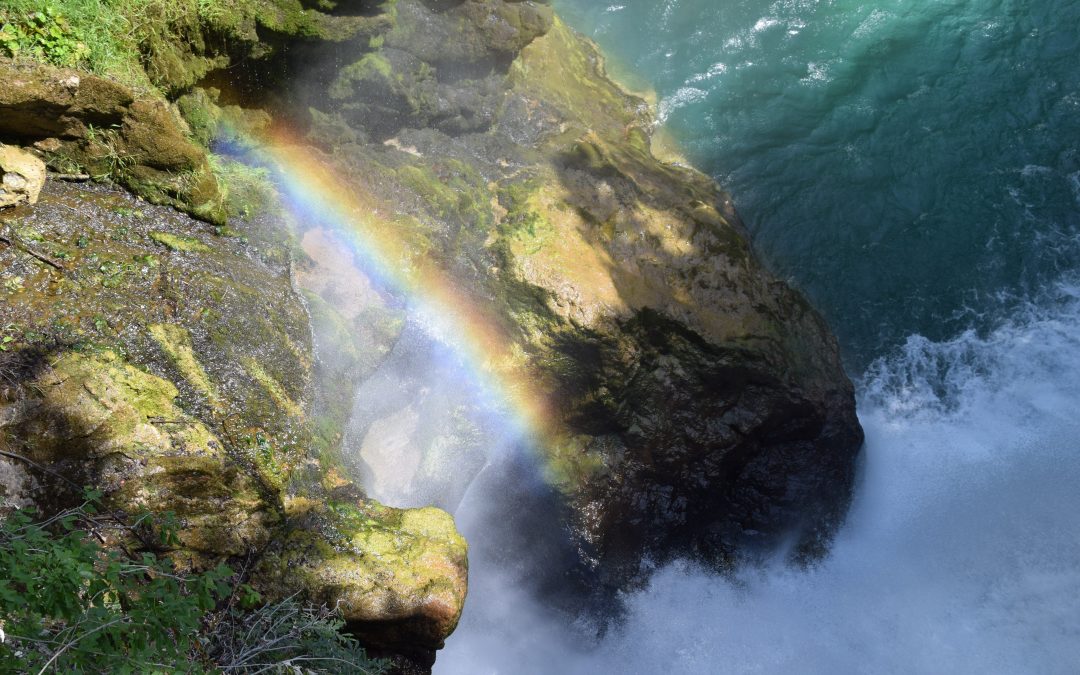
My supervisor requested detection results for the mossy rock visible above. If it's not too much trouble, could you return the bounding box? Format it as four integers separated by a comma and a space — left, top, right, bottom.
0, 60, 225, 223
5, 350, 277, 564
255, 496, 468, 662
287, 1, 864, 579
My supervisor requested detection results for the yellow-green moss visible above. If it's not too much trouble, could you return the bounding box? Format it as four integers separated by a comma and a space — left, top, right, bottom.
210, 155, 276, 220
543, 434, 608, 493
149, 323, 218, 403
255, 496, 468, 643
243, 357, 304, 419
24, 350, 277, 562
42, 350, 179, 430
149, 231, 211, 253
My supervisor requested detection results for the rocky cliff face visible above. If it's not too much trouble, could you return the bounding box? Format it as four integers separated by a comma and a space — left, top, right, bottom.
0, 0, 863, 668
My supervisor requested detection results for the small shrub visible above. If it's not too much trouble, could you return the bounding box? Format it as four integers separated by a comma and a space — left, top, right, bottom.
0, 493, 232, 673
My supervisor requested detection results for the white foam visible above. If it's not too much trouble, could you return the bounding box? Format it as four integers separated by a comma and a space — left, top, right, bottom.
657, 87, 708, 123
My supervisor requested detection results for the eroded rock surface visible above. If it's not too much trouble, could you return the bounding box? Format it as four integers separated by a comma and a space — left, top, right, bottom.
259, 498, 468, 667
0, 61, 223, 222
3, 350, 276, 565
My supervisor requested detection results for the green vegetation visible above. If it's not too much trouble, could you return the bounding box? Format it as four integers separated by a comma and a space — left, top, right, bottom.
210, 156, 276, 220
0, 0, 169, 88
149, 322, 219, 403
0, 492, 388, 673
497, 180, 550, 254
395, 159, 493, 235
0, 4, 90, 66
0, 0, 390, 92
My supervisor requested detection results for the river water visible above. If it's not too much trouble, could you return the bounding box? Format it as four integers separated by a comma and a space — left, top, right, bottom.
437, 0, 1080, 671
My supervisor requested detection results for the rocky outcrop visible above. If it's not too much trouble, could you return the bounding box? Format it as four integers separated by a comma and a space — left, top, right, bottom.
258, 498, 468, 668
109, 0, 859, 587
0, 145, 45, 207
1, 0, 862, 665
3, 350, 276, 564
0, 60, 224, 222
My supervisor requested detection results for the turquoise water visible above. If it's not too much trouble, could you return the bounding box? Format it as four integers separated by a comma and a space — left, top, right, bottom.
556, 0, 1080, 370
437, 1, 1080, 672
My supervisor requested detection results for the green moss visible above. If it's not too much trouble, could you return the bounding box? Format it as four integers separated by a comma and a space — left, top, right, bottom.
543, 435, 607, 493
330, 53, 393, 101
27, 350, 279, 558
395, 160, 493, 237
209, 156, 276, 220
176, 89, 221, 146
58, 349, 179, 420
148, 323, 218, 403
254, 496, 468, 646
243, 357, 304, 419
496, 180, 551, 254
234, 431, 291, 494
149, 231, 211, 253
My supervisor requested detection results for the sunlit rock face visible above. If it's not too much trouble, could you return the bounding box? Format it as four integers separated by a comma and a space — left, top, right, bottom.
0, 0, 862, 664
275, 0, 865, 584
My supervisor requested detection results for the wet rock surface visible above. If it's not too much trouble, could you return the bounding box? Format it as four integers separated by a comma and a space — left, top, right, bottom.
259, 497, 468, 669
1, 0, 863, 667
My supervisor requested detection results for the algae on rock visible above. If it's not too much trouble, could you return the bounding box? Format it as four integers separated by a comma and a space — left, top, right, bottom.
4, 349, 276, 563
258, 497, 468, 665
0, 60, 225, 222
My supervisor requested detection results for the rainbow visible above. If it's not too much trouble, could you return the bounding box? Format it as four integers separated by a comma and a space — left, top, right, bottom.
234, 127, 555, 449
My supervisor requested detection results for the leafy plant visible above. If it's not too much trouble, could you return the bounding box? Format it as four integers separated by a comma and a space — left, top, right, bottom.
0, 493, 232, 673
0, 4, 90, 66
0, 490, 389, 673
203, 597, 388, 674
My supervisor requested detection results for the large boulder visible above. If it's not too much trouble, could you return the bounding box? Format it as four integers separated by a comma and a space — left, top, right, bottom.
257, 498, 468, 668
0, 145, 45, 208
499, 21, 865, 572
